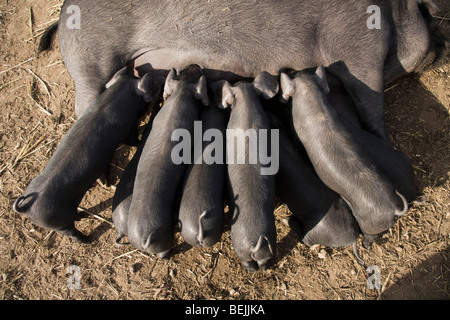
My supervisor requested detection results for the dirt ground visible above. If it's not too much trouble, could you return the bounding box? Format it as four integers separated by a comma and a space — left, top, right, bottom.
0, 0, 449, 301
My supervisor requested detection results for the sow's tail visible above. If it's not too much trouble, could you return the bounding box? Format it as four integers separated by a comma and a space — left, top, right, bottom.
38, 22, 59, 53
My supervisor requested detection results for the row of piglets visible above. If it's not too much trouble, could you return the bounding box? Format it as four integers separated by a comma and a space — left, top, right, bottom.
112, 65, 278, 272
110, 64, 418, 271
14, 63, 418, 272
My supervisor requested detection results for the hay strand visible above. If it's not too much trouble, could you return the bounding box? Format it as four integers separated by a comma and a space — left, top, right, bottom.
27, 69, 51, 97
77, 207, 114, 226
0, 57, 35, 74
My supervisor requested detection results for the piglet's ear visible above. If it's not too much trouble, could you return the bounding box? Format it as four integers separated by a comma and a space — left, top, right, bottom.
137, 73, 165, 103
105, 66, 128, 89
163, 68, 178, 100
407, 0, 439, 15
210, 80, 231, 109
279, 73, 296, 103
253, 72, 279, 100
313, 65, 330, 95
422, 0, 439, 15
221, 81, 236, 109
192, 75, 210, 106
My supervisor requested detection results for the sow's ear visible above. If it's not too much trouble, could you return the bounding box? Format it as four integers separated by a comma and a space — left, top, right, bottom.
137, 73, 165, 103
279, 72, 296, 103
253, 72, 279, 100
313, 65, 330, 95
210, 80, 235, 109
192, 75, 210, 106
163, 68, 178, 100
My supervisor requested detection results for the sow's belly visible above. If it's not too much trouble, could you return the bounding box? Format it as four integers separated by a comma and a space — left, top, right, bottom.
130, 47, 316, 83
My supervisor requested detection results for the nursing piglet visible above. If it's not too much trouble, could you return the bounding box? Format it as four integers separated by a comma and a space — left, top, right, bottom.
177, 102, 229, 248
13, 69, 163, 243
269, 113, 363, 264
325, 71, 418, 203
212, 72, 279, 271
280, 67, 408, 247
112, 107, 160, 246
127, 65, 209, 258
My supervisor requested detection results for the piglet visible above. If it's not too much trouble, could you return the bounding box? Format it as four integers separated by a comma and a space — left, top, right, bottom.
127, 65, 209, 258
112, 107, 160, 246
325, 71, 418, 203
212, 72, 279, 271
280, 66, 408, 247
177, 102, 229, 248
269, 113, 363, 264
13, 68, 163, 243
